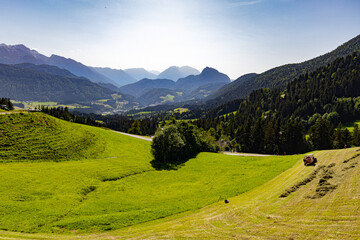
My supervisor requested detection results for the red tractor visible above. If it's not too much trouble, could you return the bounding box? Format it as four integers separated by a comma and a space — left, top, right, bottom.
303, 154, 317, 166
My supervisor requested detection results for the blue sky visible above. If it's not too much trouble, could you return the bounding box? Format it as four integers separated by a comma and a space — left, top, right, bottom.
0, 0, 359, 79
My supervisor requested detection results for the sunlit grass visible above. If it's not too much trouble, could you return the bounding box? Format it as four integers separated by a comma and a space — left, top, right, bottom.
0, 113, 300, 233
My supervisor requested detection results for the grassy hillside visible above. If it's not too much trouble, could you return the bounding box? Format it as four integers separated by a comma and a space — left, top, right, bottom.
0, 112, 105, 162
0, 112, 300, 234
1, 148, 359, 239
50, 153, 299, 232
3, 113, 359, 239
111, 148, 360, 239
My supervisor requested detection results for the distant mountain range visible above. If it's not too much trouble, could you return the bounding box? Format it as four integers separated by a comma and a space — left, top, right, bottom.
0, 44, 114, 85
157, 66, 200, 81
0, 63, 114, 103
0, 43, 218, 110
119, 67, 230, 106
91, 67, 136, 87
0, 62, 139, 112
0, 44, 200, 88
123, 68, 158, 80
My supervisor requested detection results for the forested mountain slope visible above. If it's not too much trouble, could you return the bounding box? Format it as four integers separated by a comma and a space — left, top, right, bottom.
209, 34, 360, 104
0, 63, 114, 103
192, 52, 360, 154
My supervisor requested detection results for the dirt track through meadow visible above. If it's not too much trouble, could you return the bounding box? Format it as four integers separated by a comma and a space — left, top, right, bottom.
112, 130, 152, 141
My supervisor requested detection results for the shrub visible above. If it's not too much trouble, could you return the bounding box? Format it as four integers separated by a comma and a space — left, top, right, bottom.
151, 124, 186, 163
151, 122, 219, 164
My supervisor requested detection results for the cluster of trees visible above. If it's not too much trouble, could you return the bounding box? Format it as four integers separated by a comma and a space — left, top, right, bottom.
40, 106, 159, 135
0, 98, 14, 110
189, 52, 360, 154
40, 106, 101, 126
103, 115, 158, 136
151, 120, 219, 164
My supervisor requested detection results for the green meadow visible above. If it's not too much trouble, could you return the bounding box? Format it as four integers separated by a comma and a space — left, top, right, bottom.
12, 101, 90, 110
0, 112, 300, 234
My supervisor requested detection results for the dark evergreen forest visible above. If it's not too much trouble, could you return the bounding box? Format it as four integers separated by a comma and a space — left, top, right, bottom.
191, 52, 360, 154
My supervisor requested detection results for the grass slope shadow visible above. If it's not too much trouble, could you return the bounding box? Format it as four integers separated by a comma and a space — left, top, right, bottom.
150, 153, 199, 170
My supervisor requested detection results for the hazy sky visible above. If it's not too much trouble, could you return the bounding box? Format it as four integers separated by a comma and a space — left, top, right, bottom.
0, 0, 359, 79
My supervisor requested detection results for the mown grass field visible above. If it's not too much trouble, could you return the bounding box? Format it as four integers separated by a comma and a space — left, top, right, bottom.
0, 112, 301, 236
1, 148, 359, 240
110, 148, 360, 240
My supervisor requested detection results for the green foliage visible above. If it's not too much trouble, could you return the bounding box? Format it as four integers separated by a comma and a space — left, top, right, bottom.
128, 120, 142, 135
192, 52, 360, 154
332, 123, 352, 149
151, 122, 219, 164
151, 124, 186, 163
309, 118, 333, 150
353, 124, 360, 146
281, 119, 307, 154
0, 98, 14, 110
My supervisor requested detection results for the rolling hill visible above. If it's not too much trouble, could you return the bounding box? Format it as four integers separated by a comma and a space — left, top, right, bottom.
112, 148, 360, 239
0, 113, 359, 239
0, 112, 300, 234
0, 112, 105, 162
209, 33, 360, 104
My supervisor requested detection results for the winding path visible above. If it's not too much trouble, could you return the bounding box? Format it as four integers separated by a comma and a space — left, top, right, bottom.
112, 130, 152, 141
222, 152, 271, 157
113, 131, 271, 157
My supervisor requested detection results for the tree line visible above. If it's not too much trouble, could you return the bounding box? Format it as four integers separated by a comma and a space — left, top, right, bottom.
189, 52, 360, 154
39, 106, 159, 135
0, 98, 14, 110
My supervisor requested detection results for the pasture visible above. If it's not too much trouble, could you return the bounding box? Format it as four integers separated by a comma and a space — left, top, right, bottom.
0, 112, 300, 234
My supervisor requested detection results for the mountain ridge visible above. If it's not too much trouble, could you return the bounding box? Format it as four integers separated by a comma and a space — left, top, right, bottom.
157, 66, 200, 81
0, 43, 114, 85
124, 68, 158, 80
0, 63, 115, 103
208, 34, 360, 104
92, 67, 136, 87
119, 67, 230, 106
